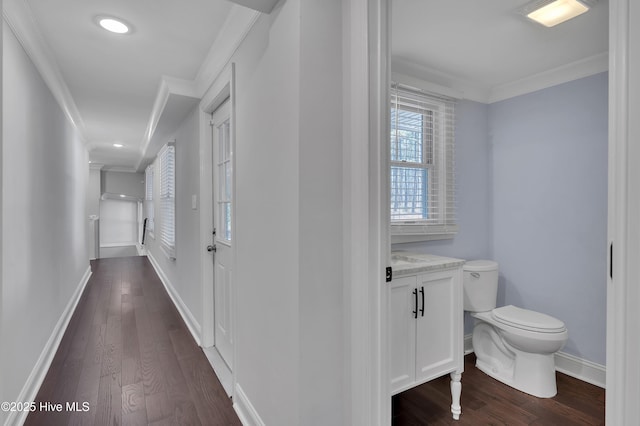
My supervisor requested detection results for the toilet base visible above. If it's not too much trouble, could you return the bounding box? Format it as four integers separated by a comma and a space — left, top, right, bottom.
472, 322, 558, 398
475, 352, 557, 398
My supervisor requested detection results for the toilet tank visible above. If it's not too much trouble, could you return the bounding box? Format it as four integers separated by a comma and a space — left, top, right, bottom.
463, 260, 499, 312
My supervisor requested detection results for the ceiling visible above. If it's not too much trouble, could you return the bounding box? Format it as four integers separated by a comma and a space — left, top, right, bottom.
392, 0, 609, 101
7, 0, 608, 170
21, 0, 235, 170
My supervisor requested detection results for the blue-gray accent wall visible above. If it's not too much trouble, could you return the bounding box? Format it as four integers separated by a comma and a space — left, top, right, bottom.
489, 72, 608, 364
394, 72, 608, 365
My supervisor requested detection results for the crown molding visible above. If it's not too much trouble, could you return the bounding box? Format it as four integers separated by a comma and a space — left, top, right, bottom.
3, 0, 86, 141
391, 72, 464, 100
488, 52, 608, 103
392, 52, 609, 105
194, 5, 260, 96
391, 57, 490, 103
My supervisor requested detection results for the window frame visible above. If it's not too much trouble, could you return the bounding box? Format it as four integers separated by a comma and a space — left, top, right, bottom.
390, 83, 458, 242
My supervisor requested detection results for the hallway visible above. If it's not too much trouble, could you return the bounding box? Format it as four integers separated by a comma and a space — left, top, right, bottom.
24, 256, 240, 426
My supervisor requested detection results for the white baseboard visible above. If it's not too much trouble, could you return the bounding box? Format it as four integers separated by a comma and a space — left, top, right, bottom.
464, 333, 606, 389
100, 241, 138, 248
202, 347, 233, 397
147, 252, 202, 346
555, 351, 606, 388
136, 243, 147, 256
234, 384, 265, 426
5, 267, 92, 426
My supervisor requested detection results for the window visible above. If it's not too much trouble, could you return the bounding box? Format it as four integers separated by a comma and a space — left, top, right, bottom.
159, 142, 176, 258
390, 83, 457, 239
145, 165, 154, 234
217, 119, 232, 242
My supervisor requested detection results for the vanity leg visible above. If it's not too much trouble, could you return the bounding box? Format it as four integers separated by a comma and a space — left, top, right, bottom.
450, 372, 462, 420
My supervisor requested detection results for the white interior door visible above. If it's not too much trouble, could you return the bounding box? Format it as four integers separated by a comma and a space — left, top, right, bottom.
212, 101, 234, 369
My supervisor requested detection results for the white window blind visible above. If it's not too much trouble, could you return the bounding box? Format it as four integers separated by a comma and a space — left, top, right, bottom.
159, 143, 176, 258
390, 82, 457, 237
144, 165, 154, 233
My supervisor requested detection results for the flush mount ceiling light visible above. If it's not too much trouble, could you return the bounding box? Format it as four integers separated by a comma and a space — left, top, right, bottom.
521, 0, 596, 27
96, 16, 132, 34
113, 143, 124, 148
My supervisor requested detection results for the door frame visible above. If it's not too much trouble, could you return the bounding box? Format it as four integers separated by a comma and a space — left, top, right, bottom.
199, 64, 236, 367
344, 0, 390, 424
606, 0, 640, 423
211, 100, 233, 369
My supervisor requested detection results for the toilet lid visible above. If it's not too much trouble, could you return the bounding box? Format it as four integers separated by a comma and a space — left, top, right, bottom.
464, 260, 498, 272
492, 305, 566, 333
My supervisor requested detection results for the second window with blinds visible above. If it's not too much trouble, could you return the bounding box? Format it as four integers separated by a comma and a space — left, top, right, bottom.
390, 83, 457, 240
159, 142, 176, 259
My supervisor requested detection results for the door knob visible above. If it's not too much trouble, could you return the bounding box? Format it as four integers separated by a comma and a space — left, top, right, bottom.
207, 245, 216, 253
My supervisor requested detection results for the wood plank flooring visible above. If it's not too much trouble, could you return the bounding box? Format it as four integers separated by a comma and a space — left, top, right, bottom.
25, 256, 241, 426
22, 255, 605, 425
392, 353, 605, 425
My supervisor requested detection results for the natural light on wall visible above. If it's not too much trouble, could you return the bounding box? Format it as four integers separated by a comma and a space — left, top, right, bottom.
524, 0, 593, 27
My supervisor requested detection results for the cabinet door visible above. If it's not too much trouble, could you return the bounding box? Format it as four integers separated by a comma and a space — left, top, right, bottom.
389, 275, 417, 394
415, 268, 463, 384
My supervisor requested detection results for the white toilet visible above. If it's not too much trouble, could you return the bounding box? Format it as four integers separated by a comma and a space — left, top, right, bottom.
463, 260, 568, 398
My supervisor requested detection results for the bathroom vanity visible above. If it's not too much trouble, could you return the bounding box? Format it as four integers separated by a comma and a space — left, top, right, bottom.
389, 253, 465, 420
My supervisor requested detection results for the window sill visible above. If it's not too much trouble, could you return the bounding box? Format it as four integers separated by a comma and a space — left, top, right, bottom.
391, 223, 458, 244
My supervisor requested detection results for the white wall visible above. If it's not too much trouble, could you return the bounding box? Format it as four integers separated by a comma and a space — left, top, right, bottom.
0, 11, 4, 426
216, 0, 345, 424
298, 0, 344, 422
230, 4, 300, 425
101, 170, 144, 198
99, 199, 138, 246
145, 105, 202, 329
1, 22, 89, 416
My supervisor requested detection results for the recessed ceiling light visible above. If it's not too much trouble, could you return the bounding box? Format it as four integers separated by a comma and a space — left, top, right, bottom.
96, 16, 131, 34
521, 0, 595, 27
113, 143, 124, 148
120, 194, 126, 198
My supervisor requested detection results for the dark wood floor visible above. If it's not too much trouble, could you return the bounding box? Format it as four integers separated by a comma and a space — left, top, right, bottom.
393, 353, 605, 426
24, 255, 605, 426
25, 256, 241, 426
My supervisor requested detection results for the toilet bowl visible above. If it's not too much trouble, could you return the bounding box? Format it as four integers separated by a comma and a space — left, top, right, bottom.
464, 261, 568, 398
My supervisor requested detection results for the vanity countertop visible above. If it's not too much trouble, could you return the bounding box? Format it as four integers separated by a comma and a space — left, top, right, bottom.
391, 252, 465, 277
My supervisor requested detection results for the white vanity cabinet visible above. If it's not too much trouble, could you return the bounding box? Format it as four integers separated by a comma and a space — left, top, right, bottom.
389, 254, 464, 420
